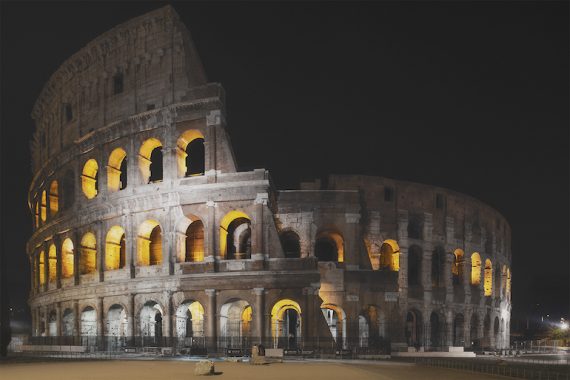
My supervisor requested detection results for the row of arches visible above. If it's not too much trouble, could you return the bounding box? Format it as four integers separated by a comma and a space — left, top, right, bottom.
32, 131, 206, 228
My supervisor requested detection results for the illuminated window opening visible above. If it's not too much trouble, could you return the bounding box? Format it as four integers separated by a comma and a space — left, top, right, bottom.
61, 238, 74, 278
40, 190, 47, 222
219, 211, 251, 260
106, 226, 126, 270
80, 232, 97, 274
452, 249, 465, 285
138, 220, 162, 266
49, 180, 58, 216
176, 130, 205, 177
39, 251, 45, 285
35, 201, 39, 228
315, 230, 344, 263
48, 244, 57, 283
280, 230, 301, 258
107, 148, 127, 192
271, 299, 302, 343
471, 252, 482, 286
139, 138, 163, 184
379, 239, 400, 271
81, 159, 99, 199
185, 220, 204, 262
484, 259, 493, 296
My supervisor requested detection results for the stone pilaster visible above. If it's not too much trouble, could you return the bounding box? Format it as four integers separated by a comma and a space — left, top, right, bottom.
253, 288, 265, 343
205, 289, 217, 349
344, 213, 360, 269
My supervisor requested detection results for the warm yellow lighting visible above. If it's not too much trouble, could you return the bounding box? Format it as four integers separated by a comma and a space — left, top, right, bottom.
315, 230, 345, 263
185, 220, 204, 262
39, 251, 45, 285
107, 148, 127, 192
452, 249, 465, 277
177, 129, 205, 177
35, 201, 39, 227
49, 180, 58, 216
82, 159, 99, 199
48, 244, 57, 282
106, 225, 126, 270
40, 191, 47, 222
484, 259, 493, 296
271, 299, 302, 338
379, 239, 400, 271
220, 210, 250, 258
138, 220, 162, 266
80, 232, 97, 274
139, 138, 162, 183
61, 238, 74, 278
471, 252, 482, 286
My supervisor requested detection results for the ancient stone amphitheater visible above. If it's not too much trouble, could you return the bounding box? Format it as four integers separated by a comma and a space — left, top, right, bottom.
27, 6, 511, 355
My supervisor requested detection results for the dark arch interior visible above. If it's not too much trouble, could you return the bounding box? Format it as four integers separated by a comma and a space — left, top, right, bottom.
119, 233, 126, 268
227, 217, 251, 259
185, 138, 205, 176
149, 226, 162, 265
430, 312, 441, 348
149, 147, 163, 182
408, 246, 422, 286
431, 247, 445, 288
315, 236, 337, 262
119, 156, 128, 190
280, 231, 301, 258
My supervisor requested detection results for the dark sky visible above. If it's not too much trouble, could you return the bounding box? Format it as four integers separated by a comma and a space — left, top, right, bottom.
1, 1, 568, 325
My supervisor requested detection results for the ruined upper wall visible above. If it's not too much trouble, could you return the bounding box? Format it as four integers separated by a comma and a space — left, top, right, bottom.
30, 6, 207, 172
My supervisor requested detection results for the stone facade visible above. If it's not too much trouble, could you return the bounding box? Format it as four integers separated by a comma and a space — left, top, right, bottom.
27, 6, 511, 353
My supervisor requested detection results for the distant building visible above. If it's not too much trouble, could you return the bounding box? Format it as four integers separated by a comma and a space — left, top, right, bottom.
27, 6, 511, 353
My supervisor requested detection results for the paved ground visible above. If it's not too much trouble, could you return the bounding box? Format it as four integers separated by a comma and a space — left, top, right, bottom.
0, 359, 507, 380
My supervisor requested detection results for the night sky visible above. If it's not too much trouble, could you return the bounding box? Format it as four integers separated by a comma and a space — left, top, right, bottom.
1, 2, 568, 327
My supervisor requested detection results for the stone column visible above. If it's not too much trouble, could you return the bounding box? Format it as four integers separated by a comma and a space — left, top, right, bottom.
43, 244, 49, 292
253, 288, 265, 344
127, 135, 140, 187
445, 311, 453, 347
126, 213, 136, 279
97, 297, 105, 338
422, 243, 433, 305
205, 110, 220, 182
444, 252, 454, 303
205, 289, 217, 350
252, 194, 268, 264
96, 221, 105, 282
55, 302, 62, 337
128, 293, 136, 341
73, 230, 81, 285
163, 291, 173, 338
73, 300, 80, 337
34, 253, 40, 293
205, 201, 216, 271
344, 213, 360, 270
303, 286, 317, 344
54, 235, 62, 289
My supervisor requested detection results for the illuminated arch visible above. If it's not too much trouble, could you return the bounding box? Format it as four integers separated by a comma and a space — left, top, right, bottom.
471, 252, 482, 286
139, 138, 163, 183
107, 148, 127, 192
40, 190, 47, 221
315, 230, 344, 263
35, 201, 39, 227
452, 249, 465, 284
61, 238, 74, 278
106, 225, 126, 270
81, 159, 99, 199
176, 129, 205, 177
271, 299, 302, 339
80, 232, 97, 274
219, 299, 252, 342
38, 251, 45, 285
321, 303, 347, 347
138, 220, 162, 266
484, 259, 493, 296
220, 210, 251, 259
48, 244, 57, 283
379, 239, 400, 271
175, 300, 205, 338
49, 180, 58, 216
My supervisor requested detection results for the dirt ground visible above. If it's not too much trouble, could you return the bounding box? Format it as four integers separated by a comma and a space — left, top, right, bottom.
0, 359, 509, 380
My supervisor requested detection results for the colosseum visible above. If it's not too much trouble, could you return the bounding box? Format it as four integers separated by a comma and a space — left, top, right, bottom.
27, 5, 511, 355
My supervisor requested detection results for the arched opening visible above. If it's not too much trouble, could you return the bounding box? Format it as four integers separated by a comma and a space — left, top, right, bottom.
470, 313, 480, 348
493, 317, 500, 348
140, 301, 163, 342
40, 190, 47, 222
107, 304, 127, 337
430, 312, 443, 349
48, 244, 57, 283
80, 232, 97, 274
62, 169, 75, 210
452, 249, 464, 285
139, 138, 163, 184
177, 130, 205, 177
362, 305, 385, 345
61, 238, 74, 279
185, 221, 204, 262
379, 239, 400, 271
107, 147, 127, 192
358, 315, 369, 347
431, 247, 445, 288
407, 215, 423, 239
49, 180, 58, 216
321, 304, 347, 348
106, 226, 126, 270
81, 159, 99, 199
408, 245, 422, 287
471, 252, 482, 286
176, 300, 205, 340
500, 318, 506, 349
279, 230, 301, 258
220, 211, 251, 260
38, 251, 45, 286
48, 310, 57, 336
138, 220, 162, 266
62, 308, 74, 336
220, 299, 252, 347
483, 313, 491, 348
81, 306, 97, 336
315, 230, 344, 262
405, 309, 423, 348
453, 314, 465, 347
484, 259, 493, 296
271, 299, 302, 348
